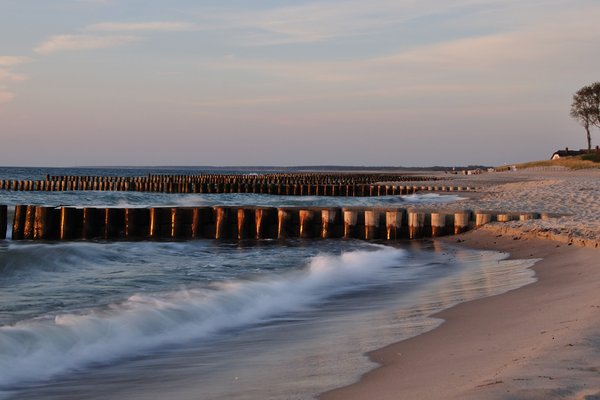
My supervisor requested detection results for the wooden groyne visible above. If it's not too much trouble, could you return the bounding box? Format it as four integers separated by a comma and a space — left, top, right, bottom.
0, 173, 473, 196
1, 205, 542, 242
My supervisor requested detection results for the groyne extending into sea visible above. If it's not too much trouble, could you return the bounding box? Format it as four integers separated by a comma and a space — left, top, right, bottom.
0, 173, 474, 196
1, 204, 547, 242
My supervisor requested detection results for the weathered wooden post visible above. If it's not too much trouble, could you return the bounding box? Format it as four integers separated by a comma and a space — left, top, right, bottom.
408, 211, 425, 239
277, 208, 295, 239
214, 207, 230, 239
237, 208, 254, 240
149, 207, 163, 239
299, 209, 316, 238
343, 209, 359, 239
34, 206, 59, 240
82, 208, 102, 239
255, 208, 276, 239
60, 207, 82, 240
125, 208, 149, 240
364, 210, 381, 240
171, 207, 194, 239
0, 205, 6, 240
386, 210, 403, 240
12, 205, 26, 240
321, 209, 338, 238
475, 212, 492, 228
23, 205, 36, 239
519, 212, 537, 221
496, 213, 512, 223
430, 212, 446, 237
104, 208, 124, 240
454, 211, 471, 234
191, 207, 212, 239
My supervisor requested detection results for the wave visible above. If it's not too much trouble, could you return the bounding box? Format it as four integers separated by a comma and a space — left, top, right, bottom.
0, 245, 406, 389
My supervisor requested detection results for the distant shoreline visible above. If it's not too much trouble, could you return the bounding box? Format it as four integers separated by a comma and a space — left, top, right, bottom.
0, 165, 491, 172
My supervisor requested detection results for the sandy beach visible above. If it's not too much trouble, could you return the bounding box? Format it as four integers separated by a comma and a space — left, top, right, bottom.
321, 168, 600, 399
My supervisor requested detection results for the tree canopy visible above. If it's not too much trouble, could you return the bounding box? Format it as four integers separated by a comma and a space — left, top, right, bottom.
570, 82, 600, 151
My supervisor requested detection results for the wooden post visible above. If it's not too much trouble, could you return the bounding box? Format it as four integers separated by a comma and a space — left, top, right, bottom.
82, 208, 102, 239
60, 207, 82, 240
277, 208, 295, 239
125, 208, 149, 240
475, 212, 492, 228
237, 208, 254, 240
34, 206, 59, 240
23, 205, 36, 239
214, 207, 230, 239
364, 210, 381, 240
496, 213, 512, 223
321, 209, 338, 238
343, 209, 358, 239
171, 207, 193, 239
430, 212, 446, 237
149, 208, 163, 239
454, 211, 470, 234
255, 208, 276, 239
190, 207, 212, 239
299, 210, 316, 238
0, 205, 6, 240
12, 205, 26, 240
519, 212, 537, 221
386, 210, 402, 240
408, 211, 425, 239
104, 208, 124, 240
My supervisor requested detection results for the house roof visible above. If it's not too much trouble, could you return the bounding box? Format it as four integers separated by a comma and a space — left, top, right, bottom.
551, 149, 587, 158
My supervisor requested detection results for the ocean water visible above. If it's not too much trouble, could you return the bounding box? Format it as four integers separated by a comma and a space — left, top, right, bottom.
0, 167, 538, 399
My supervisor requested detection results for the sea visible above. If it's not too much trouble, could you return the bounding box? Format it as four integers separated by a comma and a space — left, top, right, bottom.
0, 167, 538, 400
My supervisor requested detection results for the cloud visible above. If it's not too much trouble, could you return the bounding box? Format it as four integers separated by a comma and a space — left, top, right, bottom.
0, 90, 16, 104
197, 0, 525, 45
33, 21, 198, 56
0, 55, 30, 103
0, 56, 31, 67
86, 21, 198, 32
0, 68, 28, 83
187, 2, 600, 120
34, 34, 142, 55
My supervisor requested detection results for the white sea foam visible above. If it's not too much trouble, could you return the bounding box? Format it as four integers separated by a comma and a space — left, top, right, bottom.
0, 245, 405, 389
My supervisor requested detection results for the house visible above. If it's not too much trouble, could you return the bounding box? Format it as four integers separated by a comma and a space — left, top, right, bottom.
551, 148, 587, 160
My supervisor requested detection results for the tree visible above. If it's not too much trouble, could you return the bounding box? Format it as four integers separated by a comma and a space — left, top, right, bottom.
590, 82, 600, 129
570, 82, 600, 151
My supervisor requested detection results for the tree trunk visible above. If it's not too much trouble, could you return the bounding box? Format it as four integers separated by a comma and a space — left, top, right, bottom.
586, 125, 592, 152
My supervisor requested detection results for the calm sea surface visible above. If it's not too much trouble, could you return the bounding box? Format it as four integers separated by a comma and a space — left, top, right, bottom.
0, 167, 537, 399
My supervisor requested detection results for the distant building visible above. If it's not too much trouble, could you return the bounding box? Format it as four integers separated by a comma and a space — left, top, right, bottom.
551, 147, 587, 160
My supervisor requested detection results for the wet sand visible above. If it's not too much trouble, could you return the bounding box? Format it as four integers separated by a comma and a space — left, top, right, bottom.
322, 168, 600, 400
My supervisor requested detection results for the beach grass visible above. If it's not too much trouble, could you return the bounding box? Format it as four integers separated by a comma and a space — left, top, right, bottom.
496, 154, 600, 171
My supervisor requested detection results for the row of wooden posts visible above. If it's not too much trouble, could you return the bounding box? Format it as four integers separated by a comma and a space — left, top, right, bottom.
0, 204, 541, 242
0, 180, 472, 196
45, 173, 440, 185
0, 173, 467, 196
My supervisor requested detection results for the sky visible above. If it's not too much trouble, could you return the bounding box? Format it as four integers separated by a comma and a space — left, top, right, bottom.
1, 0, 599, 167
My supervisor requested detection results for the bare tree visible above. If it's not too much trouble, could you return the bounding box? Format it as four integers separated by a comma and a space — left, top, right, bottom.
570, 83, 599, 151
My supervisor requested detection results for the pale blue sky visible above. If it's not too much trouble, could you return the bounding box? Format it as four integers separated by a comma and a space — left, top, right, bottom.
1, 0, 599, 166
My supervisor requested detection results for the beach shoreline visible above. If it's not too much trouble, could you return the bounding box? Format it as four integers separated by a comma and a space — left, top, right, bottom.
321, 169, 600, 400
